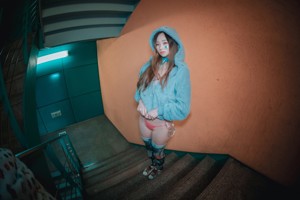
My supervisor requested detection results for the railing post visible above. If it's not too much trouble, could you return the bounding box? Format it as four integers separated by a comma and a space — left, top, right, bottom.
16, 131, 85, 200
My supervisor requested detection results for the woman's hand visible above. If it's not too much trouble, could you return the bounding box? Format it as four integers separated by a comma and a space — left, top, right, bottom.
137, 100, 147, 116
145, 108, 158, 120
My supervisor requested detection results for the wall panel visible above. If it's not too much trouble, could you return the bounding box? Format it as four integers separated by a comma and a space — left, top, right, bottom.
36, 41, 103, 134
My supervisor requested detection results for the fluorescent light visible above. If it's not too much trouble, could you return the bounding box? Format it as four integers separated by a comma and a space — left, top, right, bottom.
37, 51, 68, 64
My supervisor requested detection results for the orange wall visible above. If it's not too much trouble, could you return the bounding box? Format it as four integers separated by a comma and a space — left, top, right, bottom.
97, 0, 300, 186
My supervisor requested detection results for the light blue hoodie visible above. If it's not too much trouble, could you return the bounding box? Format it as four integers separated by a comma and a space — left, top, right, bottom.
134, 26, 191, 121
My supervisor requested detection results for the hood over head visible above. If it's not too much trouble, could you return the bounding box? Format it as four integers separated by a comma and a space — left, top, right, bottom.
149, 26, 185, 68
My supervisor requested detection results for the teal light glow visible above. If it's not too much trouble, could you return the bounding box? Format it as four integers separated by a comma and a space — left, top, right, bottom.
50, 73, 60, 80
37, 51, 69, 64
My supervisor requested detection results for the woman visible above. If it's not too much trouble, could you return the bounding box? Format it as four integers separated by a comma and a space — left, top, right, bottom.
134, 26, 191, 180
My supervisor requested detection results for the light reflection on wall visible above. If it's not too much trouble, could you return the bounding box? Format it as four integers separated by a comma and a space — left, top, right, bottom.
50, 73, 60, 80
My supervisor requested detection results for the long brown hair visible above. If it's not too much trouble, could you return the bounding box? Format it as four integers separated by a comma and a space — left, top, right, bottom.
137, 32, 178, 91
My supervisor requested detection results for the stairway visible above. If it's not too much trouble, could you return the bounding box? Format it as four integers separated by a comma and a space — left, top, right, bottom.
82, 145, 287, 200
40, 0, 141, 47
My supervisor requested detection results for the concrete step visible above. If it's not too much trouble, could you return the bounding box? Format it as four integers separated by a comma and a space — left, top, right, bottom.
195, 157, 281, 200
82, 146, 138, 178
123, 153, 198, 200
84, 147, 145, 188
159, 155, 220, 200
93, 152, 180, 200
85, 153, 148, 195
82, 144, 284, 200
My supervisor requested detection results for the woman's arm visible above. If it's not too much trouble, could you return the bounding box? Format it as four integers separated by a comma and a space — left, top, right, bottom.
158, 67, 191, 121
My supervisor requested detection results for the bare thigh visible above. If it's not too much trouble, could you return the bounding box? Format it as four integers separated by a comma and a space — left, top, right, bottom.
139, 115, 152, 138
139, 115, 172, 146
152, 126, 172, 146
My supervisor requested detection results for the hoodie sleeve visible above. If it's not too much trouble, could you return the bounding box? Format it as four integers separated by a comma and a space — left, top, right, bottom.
158, 66, 191, 121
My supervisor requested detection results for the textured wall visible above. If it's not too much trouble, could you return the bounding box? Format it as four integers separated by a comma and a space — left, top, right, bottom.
97, 0, 300, 186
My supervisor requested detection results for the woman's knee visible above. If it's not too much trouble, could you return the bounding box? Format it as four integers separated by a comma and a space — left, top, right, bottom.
152, 129, 171, 145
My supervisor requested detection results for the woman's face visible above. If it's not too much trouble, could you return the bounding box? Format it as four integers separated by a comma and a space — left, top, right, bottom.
155, 32, 169, 57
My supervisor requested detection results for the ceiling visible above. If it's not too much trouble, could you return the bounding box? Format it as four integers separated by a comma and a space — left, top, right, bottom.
40, 0, 140, 47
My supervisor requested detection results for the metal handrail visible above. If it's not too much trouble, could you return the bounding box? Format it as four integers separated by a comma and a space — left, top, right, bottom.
15, 131, 66, 158
15, 131, 84, 200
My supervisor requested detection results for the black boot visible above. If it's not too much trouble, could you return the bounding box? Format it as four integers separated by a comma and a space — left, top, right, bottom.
142, 138, 155, 176
148, 157, 164, 180
148, 144, 165, 179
